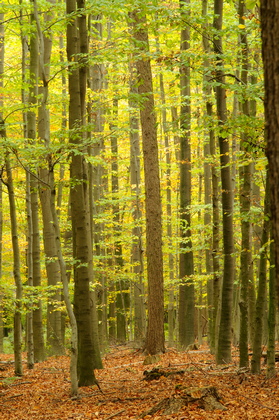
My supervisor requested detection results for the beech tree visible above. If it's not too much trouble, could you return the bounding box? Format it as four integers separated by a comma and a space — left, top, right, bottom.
130, 8, 165, 355
66, 0, 101, 386
178, 0, 195, 349
213, 0, 235, 365
260, 1, 279, 302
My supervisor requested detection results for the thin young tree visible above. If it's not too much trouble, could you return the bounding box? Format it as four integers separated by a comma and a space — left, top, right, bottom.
25, 0, 45, 363
238, 0, 252, 368
202, 0, 220, 354
129, 61, 145, 343
33, 0, 64, 356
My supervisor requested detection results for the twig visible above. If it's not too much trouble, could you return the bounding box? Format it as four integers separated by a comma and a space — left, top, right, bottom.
240, 394, 279, 411
104, 409, 125, 420
9, 381, 32, 387
5, 393, 24, 399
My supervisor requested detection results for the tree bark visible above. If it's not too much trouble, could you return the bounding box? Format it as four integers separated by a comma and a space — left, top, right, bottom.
260, 0, 279, 307
4, 151, 23, 377
251, 170, 269, 374
130, 9, 165, 355
238, 0, 252, 368
178, 0, 195, 348
213, 0, 235, 364
66, 0, 101, 386
129, 61, 145, 343
33, 0, 63, 356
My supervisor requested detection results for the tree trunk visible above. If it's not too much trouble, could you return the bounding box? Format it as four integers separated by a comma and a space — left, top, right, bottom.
129, 61, 145, 344
213, 0, 235, 364
130, 9, 165, 355
260, 0, 279, 311
251, 170, 269, 374
33, 0, 63, 356
0, 13, 5, 354
267, 228, 275, 378
201, 0, 220, 354
178, 0, 195, 349
4, 152, 23, 376
27, 3, 46, 363
66, 0, 101, 386
238, 0, 252, 368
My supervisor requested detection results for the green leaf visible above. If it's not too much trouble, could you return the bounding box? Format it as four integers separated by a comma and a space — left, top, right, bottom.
246, 0, 259, 8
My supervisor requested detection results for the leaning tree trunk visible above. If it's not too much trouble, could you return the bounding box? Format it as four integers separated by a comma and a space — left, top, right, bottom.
130, 9, 165, 355
213, 0, 235, 365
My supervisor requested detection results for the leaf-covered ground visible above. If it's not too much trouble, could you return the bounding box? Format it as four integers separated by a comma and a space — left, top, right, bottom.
0, 345, 279, 419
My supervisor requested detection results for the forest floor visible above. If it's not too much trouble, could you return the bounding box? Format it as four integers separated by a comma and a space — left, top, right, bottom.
0, 344, 278, 419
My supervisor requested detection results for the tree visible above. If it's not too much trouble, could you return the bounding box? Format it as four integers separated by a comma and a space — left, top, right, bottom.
260, 1, 279, 305
130, 9, 165, 355
251, 170, 269, 374
129, 60, 145, 343
213, 0, 235, 365
178, 0, 195, 349
26, 0, 46, 362
66, 0, 101, 386
238, 0, 252, 368
33, 0, 64, 356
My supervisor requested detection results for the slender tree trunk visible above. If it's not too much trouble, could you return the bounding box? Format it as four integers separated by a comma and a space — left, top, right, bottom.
0, 23, 22, 376
87, 16, 108, 349
50, 178, 78, 395
110, 96, 129, 342
155, 37, 176, 346
213, 0, 235, 364
130, 9, 165, 355
2, 147, 23, 376
202, 0, 220, 352
251, 170, 269, 374
238, 0, 252, 368
25, 2, 45, 363
129, 62, 145, 343
33, 0, 63, 356
179, 0, 195, 348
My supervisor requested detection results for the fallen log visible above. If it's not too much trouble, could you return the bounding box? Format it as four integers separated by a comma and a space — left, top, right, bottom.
140, 386, 227, 417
